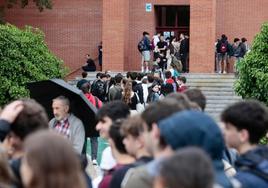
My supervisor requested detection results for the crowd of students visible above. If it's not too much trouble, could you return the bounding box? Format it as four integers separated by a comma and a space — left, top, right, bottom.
1, 70, 268, 188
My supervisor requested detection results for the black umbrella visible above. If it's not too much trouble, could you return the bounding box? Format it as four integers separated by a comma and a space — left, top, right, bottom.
27, 79, 98, 137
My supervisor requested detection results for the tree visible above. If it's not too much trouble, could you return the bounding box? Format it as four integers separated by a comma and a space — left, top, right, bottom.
235, 22, 268, 105
0, 24, 68, 106
1, 0, 52, 23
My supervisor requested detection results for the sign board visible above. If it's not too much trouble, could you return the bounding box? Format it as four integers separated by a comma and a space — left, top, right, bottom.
145, 3, 152, 12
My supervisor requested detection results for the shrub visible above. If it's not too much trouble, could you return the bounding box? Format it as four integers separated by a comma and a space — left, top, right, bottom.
235, 22, 268, 106
0, 24, 68, 105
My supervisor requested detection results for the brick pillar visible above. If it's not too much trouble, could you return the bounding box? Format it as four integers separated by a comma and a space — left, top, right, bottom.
102, 0, 129, 71
189, 0, 216, 73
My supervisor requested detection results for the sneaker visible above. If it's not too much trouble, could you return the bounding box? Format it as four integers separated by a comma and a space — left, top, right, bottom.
223, 71, 227, 74
218, 71, 222, 74
92, 159, 98, 165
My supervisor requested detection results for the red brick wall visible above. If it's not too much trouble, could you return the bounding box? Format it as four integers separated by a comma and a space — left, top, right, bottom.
4, 0, 102, 74
189, 0, 216, 73
102, 0, 130, 71
3, 0, 268, 73
216, 0, 268, 44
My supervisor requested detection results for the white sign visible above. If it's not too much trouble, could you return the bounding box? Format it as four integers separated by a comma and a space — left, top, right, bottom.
145, 3, 152, 12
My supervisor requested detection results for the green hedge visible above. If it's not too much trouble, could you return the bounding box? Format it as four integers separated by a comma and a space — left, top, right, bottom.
235, 22, 268, 106
0, 24, 68, 105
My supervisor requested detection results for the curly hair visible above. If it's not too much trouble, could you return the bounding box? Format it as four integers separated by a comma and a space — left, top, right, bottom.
122, 79, 133, 105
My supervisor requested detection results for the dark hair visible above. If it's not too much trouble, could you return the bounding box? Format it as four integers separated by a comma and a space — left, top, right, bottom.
81, 72, 87, 78
184, 89, 206, 111
165, 71, 172, 79
143, 31, 149, 36
158, 147, 214, 188
96, 72, 102, 78
241, 37, 247, 43
128, 72, 138, 80
161, 83, 174, 96
221, 34, 227, 39
221, 100, 268, 144
24, 131, 86, 188
137, 72, 144, 81
80, 82, 91, 94
97, 101, 130, 121
11, 99, 48, 140
109, 120, 127, 154
121, 115, 144, 138
147, 74, 155, 83
100, 73, 108, 79
178, 76, 187, 83
141, 98, 191, 131
234, 38, 240, 43
114, 74, 123, 84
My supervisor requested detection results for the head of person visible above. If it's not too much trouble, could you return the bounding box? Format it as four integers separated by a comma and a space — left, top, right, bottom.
166, 93, 193, 109
161, 83, 174, 96
20, 131, 86, 188
158, 110, 225, 161
234, 38, 240, 44
108, 119, 128, 157
80, 82, 91, 94
178, 76, 187, 85
86, 54, 90, 59
137, 72, 144, 81
160, 35, 165, 42
100, 73, 108, 81
96, 101, 130, 139
96, 72, 102, 79
114, 74, 123, 84
81, 71, 87, 78
7, 99, 48, 158
128, 72, 138, 81
221, 100, 268, 153
165, 71, 172, 79
180, 33, 185, 40
121, 115, 147, 158
221, 34, 227, 41
184, 88, 206, 111
152, 82, 161, 93
154, 147, 214, 188
52, 96, 70, 121
241, 37, 247, 43
141, 98, 192, 156
143, 31, 149, 38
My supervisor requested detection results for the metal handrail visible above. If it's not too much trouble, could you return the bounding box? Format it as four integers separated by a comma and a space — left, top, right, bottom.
66, 56, 99, 77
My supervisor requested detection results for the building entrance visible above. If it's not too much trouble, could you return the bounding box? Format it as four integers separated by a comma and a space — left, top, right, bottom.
155, 5, 190, 39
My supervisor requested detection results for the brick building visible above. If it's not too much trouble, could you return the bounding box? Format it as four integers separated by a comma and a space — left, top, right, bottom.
3, 0, 268, 75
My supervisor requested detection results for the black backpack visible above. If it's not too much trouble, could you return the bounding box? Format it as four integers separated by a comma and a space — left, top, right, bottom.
137, 39, 145, 52
91, 80, 105, 100
220, 41, 228, 53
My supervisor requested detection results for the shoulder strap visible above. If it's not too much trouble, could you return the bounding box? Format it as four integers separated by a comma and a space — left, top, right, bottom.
134, 92, 140, 103
94, 96, 99, 109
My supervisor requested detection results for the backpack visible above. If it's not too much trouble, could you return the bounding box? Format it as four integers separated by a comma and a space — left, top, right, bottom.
137, 39, 146, 52
220, 42, 228, 53
91, 80, 105, 100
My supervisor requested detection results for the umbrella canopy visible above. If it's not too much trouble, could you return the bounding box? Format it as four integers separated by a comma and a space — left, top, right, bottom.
27, 79, 98, 137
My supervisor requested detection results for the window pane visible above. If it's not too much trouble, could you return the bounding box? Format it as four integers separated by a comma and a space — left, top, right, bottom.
177, 6, 190, 27
166, 7, 176, 26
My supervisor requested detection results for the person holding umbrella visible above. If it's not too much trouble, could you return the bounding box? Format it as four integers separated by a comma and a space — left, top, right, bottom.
49, 96, 85, 154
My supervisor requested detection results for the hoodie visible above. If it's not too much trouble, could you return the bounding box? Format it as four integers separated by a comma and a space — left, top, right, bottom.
235, 146, 268, 188
158, 110, 236, 188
